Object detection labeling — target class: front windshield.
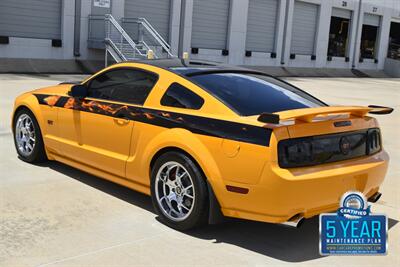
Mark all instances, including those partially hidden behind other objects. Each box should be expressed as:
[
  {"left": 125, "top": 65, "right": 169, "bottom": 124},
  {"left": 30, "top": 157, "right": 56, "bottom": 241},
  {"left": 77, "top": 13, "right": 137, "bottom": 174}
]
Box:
[{"left": 189, "top": 73, "right": 326, "bottom": 116}]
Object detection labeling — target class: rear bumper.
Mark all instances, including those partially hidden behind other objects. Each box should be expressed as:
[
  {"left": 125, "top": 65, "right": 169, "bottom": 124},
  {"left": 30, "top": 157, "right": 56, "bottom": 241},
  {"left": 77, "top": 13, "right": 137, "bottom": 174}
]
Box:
[{"left": 220, "top": 150, "right": 389, "bottom": 223}]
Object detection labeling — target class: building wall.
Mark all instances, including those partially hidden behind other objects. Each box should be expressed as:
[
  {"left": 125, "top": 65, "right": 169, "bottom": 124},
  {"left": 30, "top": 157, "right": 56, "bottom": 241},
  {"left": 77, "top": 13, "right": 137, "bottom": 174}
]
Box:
[
  {"left": 183, "top": 0, "right": 400, "bottom": 71},
  {"left": 0, "top": 0, "right": 72, "bottom": 60},
  {"left": 0, "top": 0, "right": 399, "bottom": 72},
  {"left": 0, "top": 0, "right": 104, "bottom": 61}
]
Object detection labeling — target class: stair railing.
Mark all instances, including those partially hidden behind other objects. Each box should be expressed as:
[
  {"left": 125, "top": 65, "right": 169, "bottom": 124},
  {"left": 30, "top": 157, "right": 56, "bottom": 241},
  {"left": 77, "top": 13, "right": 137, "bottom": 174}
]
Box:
[
  {"left": 104, "top": 14, "right": 147, "bottom": 63},
  {"left": 121, "top": 17, "right": 175, "bottom": 58}
]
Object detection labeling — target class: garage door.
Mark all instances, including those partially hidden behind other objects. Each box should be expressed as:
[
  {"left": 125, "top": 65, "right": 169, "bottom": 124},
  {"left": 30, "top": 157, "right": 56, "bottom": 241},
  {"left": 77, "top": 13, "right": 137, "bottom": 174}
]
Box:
[
  {"left": 191, "top": 0, "right": 230, "bottom": 50},
  {"left": 124, "top": 0, "right": 171, "bottom": 41},
  {"left": 246, "top": 0, "right": 279, "bottom": 52},
  {"left": 291, "top": 1, "right": 319, "bottom": 55},
  {"left": 332, "top": 8, "right": 351, "bottom": 19},
  {"left": 364, "top": 13, "right": 380, "bottom": 27},
  {"left": 0, "top": 0, "right": 62, "bottom": 39}
]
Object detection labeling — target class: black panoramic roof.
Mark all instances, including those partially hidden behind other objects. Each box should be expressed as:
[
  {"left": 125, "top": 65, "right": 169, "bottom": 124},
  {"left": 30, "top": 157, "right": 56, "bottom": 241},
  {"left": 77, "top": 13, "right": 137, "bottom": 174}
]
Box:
[{"left": 124, "top": 58, "right": 266, "bottom": 77}]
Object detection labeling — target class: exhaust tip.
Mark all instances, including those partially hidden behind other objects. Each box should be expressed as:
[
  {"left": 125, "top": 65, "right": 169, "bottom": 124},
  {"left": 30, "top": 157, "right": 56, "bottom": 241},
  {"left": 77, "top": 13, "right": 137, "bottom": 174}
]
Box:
[
  {"left": 281, "top": 214, "right": 304, "bottom": 228},
  {"left": 296, "top": 217, "right": 305, "bottom": 228},
  {"left": 368, "top": 192, "right": 382, "bottom": 203}
]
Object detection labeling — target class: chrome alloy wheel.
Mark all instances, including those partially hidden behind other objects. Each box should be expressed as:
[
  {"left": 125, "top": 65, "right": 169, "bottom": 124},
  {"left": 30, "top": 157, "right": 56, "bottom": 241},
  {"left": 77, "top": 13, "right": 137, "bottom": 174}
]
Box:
[
  {"left": 155, "top": 161, "right": 195, "bottom": 221},
  {"left": 15, "top": 114, "right": 36, "bottom": 157}
]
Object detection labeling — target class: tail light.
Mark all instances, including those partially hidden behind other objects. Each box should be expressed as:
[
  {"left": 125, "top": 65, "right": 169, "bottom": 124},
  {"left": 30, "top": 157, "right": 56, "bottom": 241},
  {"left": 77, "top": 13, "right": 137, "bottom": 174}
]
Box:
[
  {"left": 367, "top": 128, "right": 381, "bottom": 155},
  {"left": 278, "top": 128, "right": 381, "bottom": 168},
  {"left": 281, "top": 141, "right": 313, "bottom": 166}
]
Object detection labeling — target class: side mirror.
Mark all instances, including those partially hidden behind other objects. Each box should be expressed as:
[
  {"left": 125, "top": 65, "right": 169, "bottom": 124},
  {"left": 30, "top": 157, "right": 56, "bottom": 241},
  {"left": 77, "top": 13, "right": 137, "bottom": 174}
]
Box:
[{"left": 69, "top": 84, "right": 88, "bottom": 98}]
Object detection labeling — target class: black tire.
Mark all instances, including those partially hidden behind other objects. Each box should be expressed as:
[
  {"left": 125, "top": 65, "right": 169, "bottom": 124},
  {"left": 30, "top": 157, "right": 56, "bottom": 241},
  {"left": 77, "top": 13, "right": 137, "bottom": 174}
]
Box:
[
  {"left": 13, "top": 108, "right": 47, "bottom": 163},
  {"left": 150, "top": 151, "right": 209, "bottom": 231}
]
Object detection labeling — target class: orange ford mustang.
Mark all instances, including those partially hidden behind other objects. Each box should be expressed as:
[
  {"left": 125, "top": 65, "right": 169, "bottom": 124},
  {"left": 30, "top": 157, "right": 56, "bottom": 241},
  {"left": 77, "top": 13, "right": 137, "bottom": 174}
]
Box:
[{"left": 12, "top": 59, "right": 391, "bottom": 230}]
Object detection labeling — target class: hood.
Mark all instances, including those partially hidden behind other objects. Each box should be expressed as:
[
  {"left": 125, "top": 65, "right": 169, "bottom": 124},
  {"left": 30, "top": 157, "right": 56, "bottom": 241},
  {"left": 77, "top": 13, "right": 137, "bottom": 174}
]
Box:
[{"left": 33, "top": 84, "right": 74, "bottom": 96}]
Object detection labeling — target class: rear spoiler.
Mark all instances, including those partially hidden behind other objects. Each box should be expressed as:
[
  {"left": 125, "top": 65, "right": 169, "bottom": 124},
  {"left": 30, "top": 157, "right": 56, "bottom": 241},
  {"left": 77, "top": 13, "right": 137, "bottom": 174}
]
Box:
[
  {"left": 258, "top": 105, "right": 394, "bottom": 124},
  {"left": 59, "top": 81, "right": 81, "bottom": 85}
]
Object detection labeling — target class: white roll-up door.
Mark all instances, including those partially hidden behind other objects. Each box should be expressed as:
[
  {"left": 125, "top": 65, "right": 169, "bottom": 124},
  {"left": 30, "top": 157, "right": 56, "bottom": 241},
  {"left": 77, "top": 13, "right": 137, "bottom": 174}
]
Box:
[
  {"left": 332, "top": 8, "right": 351, "bottom": 19},
  {"left": 364, "top": 13, "right": 381, "bottom": 27},
  {"left": 291, "top": 1, "right": 319, "bottom": 55},
  {"left": 0, "top": 0, "right": 62, "bottom": 39},
  {"left": 246, "top": 0, "right": 279, "bottom": 52},
  {"left": 124, "top": 0, "right": 171, "bottom": 40},
  {"left": 191, "top": 0, "right": 230, "bottom": 50}
]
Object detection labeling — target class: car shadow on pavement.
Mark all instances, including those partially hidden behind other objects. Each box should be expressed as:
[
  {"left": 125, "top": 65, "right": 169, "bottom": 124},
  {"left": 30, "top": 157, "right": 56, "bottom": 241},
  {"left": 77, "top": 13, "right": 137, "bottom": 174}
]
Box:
[
  {"left": 189, "top": 217, "right": 325, "bottom": 262},
  {"left": 45, "top": 161, "right": 398, "bottom": 263},
  {"left": 187, "top": 217, "right": 397, "bottom": 262},
  {"left": 45, "top": 161, "right": 154, "bottom": 213}
]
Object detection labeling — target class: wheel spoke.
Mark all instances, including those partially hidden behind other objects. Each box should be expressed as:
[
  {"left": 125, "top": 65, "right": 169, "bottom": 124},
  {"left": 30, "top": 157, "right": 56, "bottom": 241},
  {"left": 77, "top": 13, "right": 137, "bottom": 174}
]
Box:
[
  {"left": 159, "top": 172, "right": 167, "bottom": 182},
  {"left": 179, "top": 172, "right": 187, "bottom": 179},
  {"left": 177, "top": 172, "right": 187, "bottom": 187},
  {"left": 177, "top": 202, "right": 183, "bottom": 213},
  {"left": 162, "top": 183, "right": 168, "bottom": 201},
  {"left": 26, "top": 143, "right": 33, "bottom": 151},
  {"left": 23, "top": 143, "right": 28, "bottom": 152},
  {"left": 184, "top": 193, "right": 194, "bottom": 199},
  {"left": 165, "top": 179, "right": 175, "bottom": 188},
  {"left": 184, "top": 184, "right": 193, "bottom": 190},
  {"left": 166, "top": 164, "right": 175, "bottom": 174},
  {"left": 173, "top": 204, "right": 185, "bottom": 217},
  {"left": 179, "top": 203, "right": 190, "bottom": 211}
]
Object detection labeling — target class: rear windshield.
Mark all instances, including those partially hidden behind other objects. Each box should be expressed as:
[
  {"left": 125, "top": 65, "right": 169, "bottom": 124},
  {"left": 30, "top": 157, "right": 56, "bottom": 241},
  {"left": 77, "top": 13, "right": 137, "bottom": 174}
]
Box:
[{"left": 189, "top": 73, "right": 325, "bottom": 116}]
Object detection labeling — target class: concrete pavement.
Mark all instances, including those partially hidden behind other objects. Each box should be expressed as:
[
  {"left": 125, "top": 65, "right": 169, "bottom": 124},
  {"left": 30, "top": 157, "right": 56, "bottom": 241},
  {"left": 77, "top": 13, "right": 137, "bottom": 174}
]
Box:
[{"left": 0, "top": 74, "right": 399, "bottom": 266}]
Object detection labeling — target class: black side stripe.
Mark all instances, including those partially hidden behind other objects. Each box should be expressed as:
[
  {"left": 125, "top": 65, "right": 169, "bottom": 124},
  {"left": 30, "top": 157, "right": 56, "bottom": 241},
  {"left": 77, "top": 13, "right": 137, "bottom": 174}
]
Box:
[{"left": 34, "top": 94, "right": 272, "bottom": 147}]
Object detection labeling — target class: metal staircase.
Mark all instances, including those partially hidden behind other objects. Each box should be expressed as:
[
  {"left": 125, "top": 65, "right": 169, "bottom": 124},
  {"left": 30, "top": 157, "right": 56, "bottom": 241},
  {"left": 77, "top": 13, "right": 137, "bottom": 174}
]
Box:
[{"left": 104, "top": 14, "right": 175, "bottom": 66}]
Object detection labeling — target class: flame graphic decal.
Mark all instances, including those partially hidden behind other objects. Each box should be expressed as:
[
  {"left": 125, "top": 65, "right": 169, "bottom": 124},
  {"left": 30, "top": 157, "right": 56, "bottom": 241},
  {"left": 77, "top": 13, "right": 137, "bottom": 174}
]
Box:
[
  {"left": 43, "top": 95, "right": 61, "bottom": 106},
  {"left": 34, "top": 94, "right": 272, "bottom": 147}
]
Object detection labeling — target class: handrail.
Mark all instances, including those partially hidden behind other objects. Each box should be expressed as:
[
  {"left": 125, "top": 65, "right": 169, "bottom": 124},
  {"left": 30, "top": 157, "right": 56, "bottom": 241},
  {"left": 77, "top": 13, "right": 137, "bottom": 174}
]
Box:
[
  {"left": 140, "top": 22, "right": 174, "bottom": 57},
  {"left": 122, "top": 17, "right": 170, "bottom": 49},
  {"left": 122, "top": 17, "right": 174, "bottom": 57},
  {"left": 105, "top": 14, "right": 139, "bottom": 52},
  {"left": 105, "top": 38, "right": 127, "bottom": 61},
  {"left": 389, "top": 42, "right": 400, "bottom": 48},
  {"left": 105, "top": 14, "right": 150, "bottom": 59},
  {"left": 139, "top": 17, "right": 171, "bottom": 50},
  {"left": 105, "top": 38, "right": 128, "bottom": 61}
]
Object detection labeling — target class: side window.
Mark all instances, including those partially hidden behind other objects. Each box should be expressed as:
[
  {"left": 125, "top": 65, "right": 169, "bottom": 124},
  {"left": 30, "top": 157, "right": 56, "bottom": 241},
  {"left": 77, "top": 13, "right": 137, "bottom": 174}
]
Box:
[
  {"left": 160, "top": 83, "right": 204, "bottom": 110},
  {"left": 86, "top": 68, "right": 158, "bottom": 105}
]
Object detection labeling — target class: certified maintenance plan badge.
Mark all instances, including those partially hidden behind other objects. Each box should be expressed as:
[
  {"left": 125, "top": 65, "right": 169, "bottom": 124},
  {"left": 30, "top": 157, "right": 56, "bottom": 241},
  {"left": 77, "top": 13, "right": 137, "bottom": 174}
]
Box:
[{"left": 320, "top": 191, "right": 387, "bottom": 255}]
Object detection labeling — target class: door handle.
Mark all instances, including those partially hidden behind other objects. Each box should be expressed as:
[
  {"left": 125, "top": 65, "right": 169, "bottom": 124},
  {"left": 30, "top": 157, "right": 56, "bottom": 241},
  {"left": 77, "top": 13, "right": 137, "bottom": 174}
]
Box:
[
  {"left": 114, "top": 118, "right": 130, "bottom": 125},
  {"left": 114, "top": 114, "right": 130, "bottom": 125}
]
